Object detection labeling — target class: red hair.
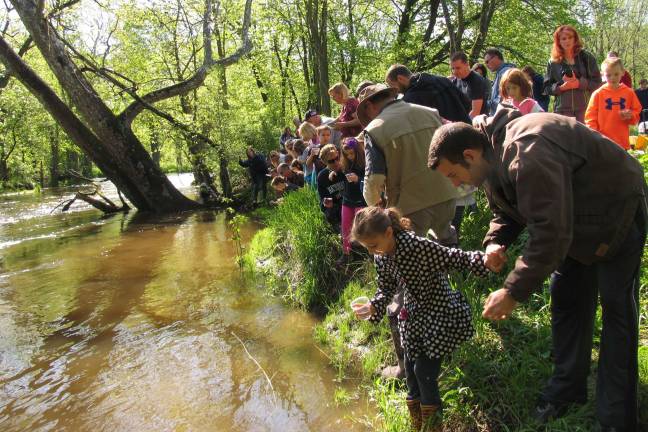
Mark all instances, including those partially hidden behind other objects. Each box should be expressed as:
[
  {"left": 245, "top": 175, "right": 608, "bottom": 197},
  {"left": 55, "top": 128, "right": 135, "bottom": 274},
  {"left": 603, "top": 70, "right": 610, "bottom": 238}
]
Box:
[{"left": 551, "top": 25, "right": 583, "bottom": 63}]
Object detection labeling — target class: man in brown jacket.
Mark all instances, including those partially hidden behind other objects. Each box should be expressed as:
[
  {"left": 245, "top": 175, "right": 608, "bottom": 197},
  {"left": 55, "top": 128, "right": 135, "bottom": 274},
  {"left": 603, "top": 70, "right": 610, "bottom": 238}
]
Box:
[{"left": 428, "top": 109, "right": 646, "bottom": 432}]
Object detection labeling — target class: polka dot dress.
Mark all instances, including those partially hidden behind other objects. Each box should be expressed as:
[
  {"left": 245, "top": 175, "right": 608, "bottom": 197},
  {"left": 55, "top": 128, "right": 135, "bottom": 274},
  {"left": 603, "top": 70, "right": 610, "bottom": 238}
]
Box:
[{"left": 369, "top": 230, "right": 488, "bottom": 360}]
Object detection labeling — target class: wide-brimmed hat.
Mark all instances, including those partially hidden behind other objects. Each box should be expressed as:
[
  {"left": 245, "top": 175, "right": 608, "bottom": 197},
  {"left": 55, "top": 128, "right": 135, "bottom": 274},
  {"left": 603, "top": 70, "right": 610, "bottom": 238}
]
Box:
[{"left": 356, "top": 84, "right": 398, "bottom": 127}]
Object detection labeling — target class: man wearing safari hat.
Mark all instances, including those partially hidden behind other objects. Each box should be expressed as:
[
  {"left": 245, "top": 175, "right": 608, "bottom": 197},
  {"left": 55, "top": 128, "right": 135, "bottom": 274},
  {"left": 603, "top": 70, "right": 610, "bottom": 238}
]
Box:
[{"left": 358, "top": 83, "right": 459, "bottom": 379}]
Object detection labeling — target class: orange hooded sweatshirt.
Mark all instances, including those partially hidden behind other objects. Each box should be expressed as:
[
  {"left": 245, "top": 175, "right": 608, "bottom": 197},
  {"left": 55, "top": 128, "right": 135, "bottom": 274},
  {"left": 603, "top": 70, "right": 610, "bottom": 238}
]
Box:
[{"left": 585, "top": 83, "right": 642, "bottom": 149}]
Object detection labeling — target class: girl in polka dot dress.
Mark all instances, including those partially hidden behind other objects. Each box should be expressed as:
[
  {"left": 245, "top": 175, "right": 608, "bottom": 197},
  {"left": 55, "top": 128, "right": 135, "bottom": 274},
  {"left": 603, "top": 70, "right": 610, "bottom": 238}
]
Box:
[{"left": 351, "top": 206, "right": 489, "bottom": 431}]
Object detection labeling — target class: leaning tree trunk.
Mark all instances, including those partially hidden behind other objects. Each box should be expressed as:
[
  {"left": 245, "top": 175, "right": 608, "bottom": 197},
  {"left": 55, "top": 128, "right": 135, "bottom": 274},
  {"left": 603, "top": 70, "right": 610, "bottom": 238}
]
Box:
[
  {"left": 0, "top": 2, "right": 197, "bottom": 212},
  {"left": 1, "top": 0, "right": 252, "bottom": 213}
]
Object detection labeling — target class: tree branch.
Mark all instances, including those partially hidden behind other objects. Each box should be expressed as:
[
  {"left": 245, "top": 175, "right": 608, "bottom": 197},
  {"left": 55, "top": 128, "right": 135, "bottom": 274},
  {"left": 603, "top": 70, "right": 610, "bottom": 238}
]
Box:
[
  {"left": 0, "top": 0, "right": 81, "bottom": 89},
  {"left": 118, "top": 0, "right": 253, "bottom": 126}
]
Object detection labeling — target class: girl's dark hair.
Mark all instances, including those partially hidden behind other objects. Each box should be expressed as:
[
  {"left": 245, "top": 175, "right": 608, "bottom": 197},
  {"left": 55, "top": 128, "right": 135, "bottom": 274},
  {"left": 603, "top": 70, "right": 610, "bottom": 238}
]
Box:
[
  {"left": 500, "top": 68, "right": 533, "bottom": 99},
  {"left": 290, "top": 159, "right": 303, "bottom": 171},
  {"left": 351, "top": 207, "right": 411, "bottom": 241},
  {"left": 521, "top": 65, "right": 536, "bottom": 76},
  {"left": 341, "top": 137, "right": 365, "bottom": 172},
  {"left": 292, "top": 139, "right": 306, "bottom": 154},
  {"left": 472, "top": 63, "right": 488, "bottom": 77}
]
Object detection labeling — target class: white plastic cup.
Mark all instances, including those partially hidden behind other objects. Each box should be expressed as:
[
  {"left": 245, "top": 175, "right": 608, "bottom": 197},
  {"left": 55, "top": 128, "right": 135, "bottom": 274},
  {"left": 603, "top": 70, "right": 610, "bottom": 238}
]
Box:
[{"left": 350, "top": 296, "right": 370, "bottom": 310}]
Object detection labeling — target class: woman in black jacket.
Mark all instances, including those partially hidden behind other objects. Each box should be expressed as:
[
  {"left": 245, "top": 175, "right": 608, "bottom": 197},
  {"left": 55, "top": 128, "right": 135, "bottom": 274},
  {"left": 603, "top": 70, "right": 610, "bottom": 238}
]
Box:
[
  {"left": 543, "top": 25, "right": 601, "bottom": 122},
  {"left": 239, "top": 147, "right": 269, "bottom": 205}
]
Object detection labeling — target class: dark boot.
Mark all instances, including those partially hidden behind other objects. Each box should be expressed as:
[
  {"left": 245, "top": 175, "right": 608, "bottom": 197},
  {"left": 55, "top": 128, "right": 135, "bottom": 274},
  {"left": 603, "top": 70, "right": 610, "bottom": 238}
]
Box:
[
  {"left": 420, "top": 404, "right": 441, "bottom": 432},
  {"left": 406, "top": 398, "right": 422, "bottom": 431}
]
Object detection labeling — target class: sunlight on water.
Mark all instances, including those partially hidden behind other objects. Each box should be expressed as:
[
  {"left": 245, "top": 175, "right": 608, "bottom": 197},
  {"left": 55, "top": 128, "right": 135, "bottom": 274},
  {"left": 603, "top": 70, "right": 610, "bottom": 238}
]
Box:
[{"left": 0, "top": 178, "right": 375, "bottom": 431}]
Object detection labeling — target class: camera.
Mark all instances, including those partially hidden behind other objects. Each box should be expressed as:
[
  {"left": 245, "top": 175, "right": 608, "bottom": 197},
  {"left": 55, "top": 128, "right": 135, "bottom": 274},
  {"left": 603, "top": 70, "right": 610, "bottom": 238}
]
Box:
[{"left": 562, "top": 64, "right": 574, "bottom": 78}]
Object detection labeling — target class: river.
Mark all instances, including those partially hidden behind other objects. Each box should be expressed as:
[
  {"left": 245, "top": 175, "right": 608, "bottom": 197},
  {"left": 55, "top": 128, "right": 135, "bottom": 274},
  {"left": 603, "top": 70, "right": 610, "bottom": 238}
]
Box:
[{"left": 0, "top": 175, "right": 375, "bottom": 431}]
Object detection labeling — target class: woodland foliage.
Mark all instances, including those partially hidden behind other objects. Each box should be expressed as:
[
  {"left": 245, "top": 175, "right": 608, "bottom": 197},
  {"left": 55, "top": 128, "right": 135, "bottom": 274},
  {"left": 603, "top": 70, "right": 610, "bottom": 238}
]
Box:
[{"left": 0, "top": 0, "right": 646, "bottom": 196}]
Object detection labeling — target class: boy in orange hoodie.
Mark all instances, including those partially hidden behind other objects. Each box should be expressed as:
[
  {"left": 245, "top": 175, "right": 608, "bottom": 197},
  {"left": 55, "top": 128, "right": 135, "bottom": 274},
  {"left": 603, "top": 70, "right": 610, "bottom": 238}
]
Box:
[{"left": 585, "top": 58, "right": 642, "bottom": 149}]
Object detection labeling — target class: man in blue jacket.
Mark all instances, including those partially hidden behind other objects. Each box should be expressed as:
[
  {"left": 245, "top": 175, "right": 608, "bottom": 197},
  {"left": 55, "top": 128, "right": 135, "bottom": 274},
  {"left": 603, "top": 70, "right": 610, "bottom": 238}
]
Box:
[{"left": 484, "top": 48, "right": 515, "bottom": 115}]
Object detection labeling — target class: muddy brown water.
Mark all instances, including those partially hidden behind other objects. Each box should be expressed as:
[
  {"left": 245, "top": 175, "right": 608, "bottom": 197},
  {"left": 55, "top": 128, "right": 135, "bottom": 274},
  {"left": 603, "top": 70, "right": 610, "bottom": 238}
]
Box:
[{"left": 0, "top": 175, "right": 375, "bottom": 431}]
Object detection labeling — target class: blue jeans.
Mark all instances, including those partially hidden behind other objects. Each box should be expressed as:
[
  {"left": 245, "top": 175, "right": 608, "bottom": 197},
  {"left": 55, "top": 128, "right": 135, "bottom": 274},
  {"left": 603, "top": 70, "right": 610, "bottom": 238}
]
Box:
[{"left": 251, "top": 177, "right": 267, "bottom": 203}]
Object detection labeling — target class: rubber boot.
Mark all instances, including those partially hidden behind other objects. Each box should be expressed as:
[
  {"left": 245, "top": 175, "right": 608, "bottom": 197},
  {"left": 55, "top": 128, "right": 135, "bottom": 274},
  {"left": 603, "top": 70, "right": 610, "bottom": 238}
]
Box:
[
  {"left": 406, "top": 398, "right": 422, "bottom": 431},
  {"left": 381, "top": 314, "right": 405, "bottom": 379},
  {"left": 420, "top": 404, "right": 441, "bottom": 432}
]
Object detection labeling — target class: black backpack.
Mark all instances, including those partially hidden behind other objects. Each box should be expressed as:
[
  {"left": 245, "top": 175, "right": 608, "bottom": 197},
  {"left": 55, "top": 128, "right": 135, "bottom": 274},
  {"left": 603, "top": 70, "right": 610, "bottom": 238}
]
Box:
[{"left": 404, "top": 73, "right": 471, "bottom": 123}]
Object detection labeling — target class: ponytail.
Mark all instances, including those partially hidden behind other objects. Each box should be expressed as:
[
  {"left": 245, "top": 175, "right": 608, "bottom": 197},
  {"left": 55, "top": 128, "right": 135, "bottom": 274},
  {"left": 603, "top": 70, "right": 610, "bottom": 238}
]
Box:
[{"left": 351, "top": 206, "right": 412, "bottom": 242}]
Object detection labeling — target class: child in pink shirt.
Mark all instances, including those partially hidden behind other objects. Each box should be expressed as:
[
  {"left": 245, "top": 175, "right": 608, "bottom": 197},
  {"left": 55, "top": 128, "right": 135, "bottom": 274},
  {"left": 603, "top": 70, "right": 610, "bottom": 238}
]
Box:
[{"left": 499, "top": 68, "right": 544, "bottom": 115}]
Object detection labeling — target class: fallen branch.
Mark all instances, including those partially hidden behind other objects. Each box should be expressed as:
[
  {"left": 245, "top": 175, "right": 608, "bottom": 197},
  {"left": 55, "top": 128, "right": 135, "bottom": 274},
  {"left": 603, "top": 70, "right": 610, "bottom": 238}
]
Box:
[{"left": 50, "top": 170, "right": 130, "bottom": 214}]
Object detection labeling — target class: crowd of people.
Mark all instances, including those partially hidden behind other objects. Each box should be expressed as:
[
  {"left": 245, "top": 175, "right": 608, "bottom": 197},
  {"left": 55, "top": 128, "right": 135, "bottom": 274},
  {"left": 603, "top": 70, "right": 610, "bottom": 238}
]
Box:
[{"left": 238, "top": 24, "right": 647, "bottom": 432}]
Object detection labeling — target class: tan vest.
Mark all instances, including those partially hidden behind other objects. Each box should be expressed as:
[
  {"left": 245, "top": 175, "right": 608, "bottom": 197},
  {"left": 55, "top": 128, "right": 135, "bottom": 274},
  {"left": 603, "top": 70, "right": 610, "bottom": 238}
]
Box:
[{"left": 365, "top": 101, "right": 458, "bottom": 215}]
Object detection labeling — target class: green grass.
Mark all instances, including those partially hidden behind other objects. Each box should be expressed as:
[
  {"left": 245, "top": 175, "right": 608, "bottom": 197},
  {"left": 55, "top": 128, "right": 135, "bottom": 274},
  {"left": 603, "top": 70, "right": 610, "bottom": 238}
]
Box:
[
  {"left": 246, "top": 186, "right": 648, "bottom": 431},
  {"left": 245, "top": 187, "right": 344, "bottom": 309}
]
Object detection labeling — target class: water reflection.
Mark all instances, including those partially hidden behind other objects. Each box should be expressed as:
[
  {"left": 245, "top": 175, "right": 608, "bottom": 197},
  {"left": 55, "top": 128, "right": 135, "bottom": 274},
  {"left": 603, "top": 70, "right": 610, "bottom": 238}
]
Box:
[{"left": 0, "top": 183, "right": 375, "bottom": 431}]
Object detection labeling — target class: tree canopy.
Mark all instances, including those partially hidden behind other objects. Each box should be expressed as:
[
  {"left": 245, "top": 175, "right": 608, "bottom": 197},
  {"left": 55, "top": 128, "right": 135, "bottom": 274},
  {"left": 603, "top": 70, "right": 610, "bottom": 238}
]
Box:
[{"left": 0, "top": 0, "right": 646, "bottom": 207}]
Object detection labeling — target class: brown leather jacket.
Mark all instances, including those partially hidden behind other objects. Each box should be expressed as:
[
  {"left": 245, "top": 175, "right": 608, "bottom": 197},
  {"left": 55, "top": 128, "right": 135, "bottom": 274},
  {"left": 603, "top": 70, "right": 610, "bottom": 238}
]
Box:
[{"left": 480, "top": 109, "right": 646, "bottom": 302}]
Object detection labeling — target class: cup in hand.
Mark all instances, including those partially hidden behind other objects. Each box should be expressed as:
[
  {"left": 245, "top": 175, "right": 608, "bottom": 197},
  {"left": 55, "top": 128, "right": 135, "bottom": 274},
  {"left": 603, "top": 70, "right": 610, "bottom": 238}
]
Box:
[{"left": 350, "top": 296, "right": 372, "bottom": 320}]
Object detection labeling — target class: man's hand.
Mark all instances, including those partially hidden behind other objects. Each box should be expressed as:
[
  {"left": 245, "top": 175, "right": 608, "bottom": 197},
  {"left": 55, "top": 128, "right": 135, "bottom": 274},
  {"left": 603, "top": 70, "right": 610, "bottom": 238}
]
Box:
[
  {"left": 484, "top": 243, "right": 507, "bottom": 272},
  {"left": 472, "top": 114, "right": 488, "bottom": 129},
  {"left": 482, "top": 288, "right": 518, "bottom": 321},
  {"left": 345, "top": 173, "right": 359, "bottom": 183}
]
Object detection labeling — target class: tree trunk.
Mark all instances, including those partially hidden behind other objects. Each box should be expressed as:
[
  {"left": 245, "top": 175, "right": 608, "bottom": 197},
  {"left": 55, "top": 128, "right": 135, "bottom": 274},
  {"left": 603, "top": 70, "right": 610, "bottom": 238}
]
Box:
[
  {"left": 468, "top": 0, "right": 498, "bottom": 64},
  {"left": 0, "top": 159, "right": 7, "bottom": 181},
  {"left": 219, "top": 157, "right": 232, "bottom": 198},
  {"left": 414, "top": 0, "right": 441, "bottom": 69},
  {"left": 49, "top": 125, "right": 60, "bottom": 187},
  {"left": 0, "top": 3, "right": 199, "bottom": 212},
  {"left": 0, "top": 141, "right": 8, "bottom": 180},
  {"left": 305, "top": 0, "right": 330, "bottom": 114},
  {"left": 150, "top": 129, "right": 161, "bottom": 167}
]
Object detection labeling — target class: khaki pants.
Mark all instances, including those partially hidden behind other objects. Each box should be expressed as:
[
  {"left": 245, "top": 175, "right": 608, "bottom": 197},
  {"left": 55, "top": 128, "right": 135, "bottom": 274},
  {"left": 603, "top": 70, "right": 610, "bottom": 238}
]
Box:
[{"left": 405, "top": 199, "right": 457, "bottom": 245}]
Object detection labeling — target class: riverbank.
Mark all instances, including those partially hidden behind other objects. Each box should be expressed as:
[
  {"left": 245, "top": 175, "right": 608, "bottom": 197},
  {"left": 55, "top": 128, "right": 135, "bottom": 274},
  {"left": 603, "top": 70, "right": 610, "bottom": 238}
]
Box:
[{"left": 245, "top": 187, "right": 648, "bottom": 431}]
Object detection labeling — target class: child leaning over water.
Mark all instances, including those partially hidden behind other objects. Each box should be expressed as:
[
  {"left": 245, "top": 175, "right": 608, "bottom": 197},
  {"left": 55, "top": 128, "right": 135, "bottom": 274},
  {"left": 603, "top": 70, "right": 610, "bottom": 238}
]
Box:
[{"left": 351, "top": 207, "right": 490, "bottom": 431}]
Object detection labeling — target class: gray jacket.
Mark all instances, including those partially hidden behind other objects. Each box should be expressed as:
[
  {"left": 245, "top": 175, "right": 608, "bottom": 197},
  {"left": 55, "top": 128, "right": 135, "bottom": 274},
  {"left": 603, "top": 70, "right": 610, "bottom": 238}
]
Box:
[{"left": 543, "top": 50, "right": 601, "bottom": 115}]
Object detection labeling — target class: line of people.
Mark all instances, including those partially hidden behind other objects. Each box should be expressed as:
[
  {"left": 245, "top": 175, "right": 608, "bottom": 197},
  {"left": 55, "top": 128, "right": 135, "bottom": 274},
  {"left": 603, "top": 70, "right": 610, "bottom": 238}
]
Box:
[{"left": 239, "top": 25, "right": 647, "bottom": 432}]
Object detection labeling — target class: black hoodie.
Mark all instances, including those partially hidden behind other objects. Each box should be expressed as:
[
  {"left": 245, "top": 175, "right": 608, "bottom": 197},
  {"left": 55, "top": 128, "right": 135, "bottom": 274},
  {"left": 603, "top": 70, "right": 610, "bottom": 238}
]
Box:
[{"left": 402, "top": 72, "right": 471, "bottom": 123}]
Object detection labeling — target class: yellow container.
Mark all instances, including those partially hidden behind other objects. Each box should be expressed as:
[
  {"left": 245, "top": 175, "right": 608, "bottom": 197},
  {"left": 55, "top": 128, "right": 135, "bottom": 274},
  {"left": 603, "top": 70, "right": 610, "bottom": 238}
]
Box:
[{"left": 636, "top": 135, "right": 648, "bottom": 150}]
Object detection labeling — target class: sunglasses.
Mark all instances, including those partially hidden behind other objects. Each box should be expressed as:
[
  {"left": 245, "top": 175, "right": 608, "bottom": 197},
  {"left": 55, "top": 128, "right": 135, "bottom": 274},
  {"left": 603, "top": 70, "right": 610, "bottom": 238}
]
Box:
[{"left": 326, "top": 155, "right": 340, "bottom": 164}]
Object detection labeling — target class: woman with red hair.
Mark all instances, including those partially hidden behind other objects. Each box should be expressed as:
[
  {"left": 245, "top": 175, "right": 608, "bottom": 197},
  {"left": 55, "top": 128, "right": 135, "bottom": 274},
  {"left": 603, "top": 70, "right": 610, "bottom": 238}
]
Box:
[{"left": 543, "top": 25, "right": 601, "bottom": 122}]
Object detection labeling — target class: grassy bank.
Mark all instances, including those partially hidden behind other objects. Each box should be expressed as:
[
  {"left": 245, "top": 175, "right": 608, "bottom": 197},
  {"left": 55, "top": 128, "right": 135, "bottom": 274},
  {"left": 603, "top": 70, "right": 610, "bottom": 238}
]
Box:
[{"left": 245, "top": 187, "right": 648, "bottom": 431}]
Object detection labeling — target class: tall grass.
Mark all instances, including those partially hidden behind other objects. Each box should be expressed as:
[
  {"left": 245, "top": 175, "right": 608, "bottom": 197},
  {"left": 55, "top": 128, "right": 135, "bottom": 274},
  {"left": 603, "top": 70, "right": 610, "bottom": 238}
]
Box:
[{"left": 245, "top": 187, "right": 343, "bottom": 309}]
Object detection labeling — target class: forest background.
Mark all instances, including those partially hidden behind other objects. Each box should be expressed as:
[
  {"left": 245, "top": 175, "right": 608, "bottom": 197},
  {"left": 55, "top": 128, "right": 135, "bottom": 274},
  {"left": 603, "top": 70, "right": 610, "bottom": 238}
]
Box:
[{"left": 0, "top": 0, "right": 647, "bottom": 201}]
